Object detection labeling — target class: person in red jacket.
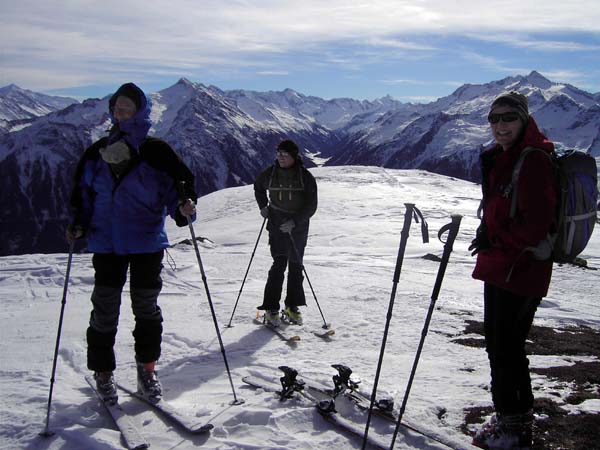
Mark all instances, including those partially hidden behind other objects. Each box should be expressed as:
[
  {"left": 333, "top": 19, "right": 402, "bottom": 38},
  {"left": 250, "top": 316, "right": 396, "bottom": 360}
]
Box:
[{"left": 469, "top": 92, "right": 556, "bottom": 450}]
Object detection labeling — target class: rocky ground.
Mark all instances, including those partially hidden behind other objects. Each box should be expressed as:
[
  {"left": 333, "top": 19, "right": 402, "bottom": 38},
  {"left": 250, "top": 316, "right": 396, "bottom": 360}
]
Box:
[{"left": 454, "top": 320, "right": 600, "bottom": 450}]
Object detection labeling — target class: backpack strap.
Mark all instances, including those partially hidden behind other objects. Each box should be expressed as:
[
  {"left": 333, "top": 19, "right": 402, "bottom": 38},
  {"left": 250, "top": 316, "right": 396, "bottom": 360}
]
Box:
[{"left": 509, "top": 146, "right": 553, "bottom": 218}]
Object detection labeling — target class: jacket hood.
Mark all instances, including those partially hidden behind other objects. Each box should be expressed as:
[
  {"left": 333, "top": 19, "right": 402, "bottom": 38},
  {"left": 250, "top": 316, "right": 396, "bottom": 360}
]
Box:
[
  {"left": 108, "top": 82, "right": 152, "bottom": 151},
  {"left": 520, "top": 116, "right": 554, "bottom": 153}
]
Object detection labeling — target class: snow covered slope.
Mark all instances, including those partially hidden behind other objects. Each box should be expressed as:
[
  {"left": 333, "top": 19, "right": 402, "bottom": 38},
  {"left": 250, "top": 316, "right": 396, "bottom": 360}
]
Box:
[{"left": 1, "top": 166, "right": 598, "bottom": 450}]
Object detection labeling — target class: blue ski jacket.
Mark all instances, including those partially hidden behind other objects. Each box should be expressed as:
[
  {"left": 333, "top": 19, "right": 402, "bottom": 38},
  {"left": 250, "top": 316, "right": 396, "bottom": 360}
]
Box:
[{"left": 70, "top": 84, "right": 196, "bottom": 254}]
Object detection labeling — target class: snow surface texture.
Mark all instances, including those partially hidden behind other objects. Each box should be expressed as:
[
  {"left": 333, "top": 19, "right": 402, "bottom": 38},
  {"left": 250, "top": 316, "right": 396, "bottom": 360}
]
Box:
[{"left": 1, "top": 166, "right": 598, "bottom": 450}]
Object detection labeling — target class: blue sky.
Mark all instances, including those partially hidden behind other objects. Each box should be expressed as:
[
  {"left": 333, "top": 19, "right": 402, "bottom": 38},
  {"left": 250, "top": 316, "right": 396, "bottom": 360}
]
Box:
[{"left": 1, "top": 1, "right": 599, "bottom": 102}]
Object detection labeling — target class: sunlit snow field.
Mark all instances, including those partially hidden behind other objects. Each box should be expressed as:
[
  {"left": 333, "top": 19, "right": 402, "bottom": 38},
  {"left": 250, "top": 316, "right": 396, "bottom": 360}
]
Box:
[{"left": 1, "top": 166, "right": 598, "bottom": 450}]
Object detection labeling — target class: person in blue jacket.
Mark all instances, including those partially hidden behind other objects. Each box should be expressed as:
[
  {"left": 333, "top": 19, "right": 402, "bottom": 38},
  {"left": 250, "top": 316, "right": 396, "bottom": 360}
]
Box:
[{"left": 66, "top": 82, "right": 197, "bottom": 403}]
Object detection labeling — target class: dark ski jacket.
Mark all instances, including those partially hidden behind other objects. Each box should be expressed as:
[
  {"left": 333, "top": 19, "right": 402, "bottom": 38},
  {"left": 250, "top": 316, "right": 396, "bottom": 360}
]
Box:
[
  {"left": 70, "top": 85, "right": 196, "bottom": 254},
  {"left": 254, "top": 159, "right": 318, "bottom": 231},
  {"left": 472, "top": 116, "right": 556, "bottom": 297}
]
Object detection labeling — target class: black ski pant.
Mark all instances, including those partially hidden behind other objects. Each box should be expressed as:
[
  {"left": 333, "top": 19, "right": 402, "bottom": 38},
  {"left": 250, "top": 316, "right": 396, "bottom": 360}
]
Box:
[
  {"left": 483, "top": 283, "right": 541, "bottom": 416},
  {"left": 259, "top": 225, "right": 308, "bottom": 311},
  {"left": 87, "top": 251, "right": 164, "bottom": 372}
]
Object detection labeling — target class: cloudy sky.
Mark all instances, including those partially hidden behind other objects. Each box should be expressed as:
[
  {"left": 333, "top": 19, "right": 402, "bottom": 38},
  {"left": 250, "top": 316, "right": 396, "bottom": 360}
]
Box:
[{"left": 2, "top": 0, "right": 599, "bottom": 102}]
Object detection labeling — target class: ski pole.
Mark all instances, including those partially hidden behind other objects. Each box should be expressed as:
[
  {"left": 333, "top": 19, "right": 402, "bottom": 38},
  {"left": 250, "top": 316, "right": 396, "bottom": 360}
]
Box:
[
  {"left": 40, "top": 242, "right": 75, "bottom": 437},
  {"left": 288, "top": 232, "right": 330, "bottom": 329},
  {"left": 226, "top": 217, "right": 267, "bottom": 328},
  {"left": 361, "top": 203, "right": 428, "bottom": 450},
  {"left": 178, "top": 182, "right": 244, "bottom": 405},
  {"left": 389, "top": 214, "right": 462, "bottom": 450}
]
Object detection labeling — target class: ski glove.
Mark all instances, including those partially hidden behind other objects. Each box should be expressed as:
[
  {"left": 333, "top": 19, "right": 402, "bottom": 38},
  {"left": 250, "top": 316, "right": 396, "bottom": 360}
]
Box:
[
  {"left": 260, "top": 206, "right": 270, "bottom": 219},
  {"left": 66, "top": 223, "right": 84, "bottom": 245},
  {"left": 468, "top": 222, "right": 491, "bottom": 256},
  {"left": 279, "top": 219, "right": 295, "bottom": 234},
  {"left": 179, "top": 198, "right": 196, "bottom": 217}
]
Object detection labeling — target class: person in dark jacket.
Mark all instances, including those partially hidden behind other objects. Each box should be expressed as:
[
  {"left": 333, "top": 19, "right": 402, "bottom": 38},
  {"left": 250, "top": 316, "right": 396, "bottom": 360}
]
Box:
[
  {"left": 66, "top": 82, "right": 197, "bottom": 403},
  {"left": 469, "top": 92, "right": 556, "bottom": 450},
  {"left": 254, "top": 139, "right": 318, "bottom": 326}
]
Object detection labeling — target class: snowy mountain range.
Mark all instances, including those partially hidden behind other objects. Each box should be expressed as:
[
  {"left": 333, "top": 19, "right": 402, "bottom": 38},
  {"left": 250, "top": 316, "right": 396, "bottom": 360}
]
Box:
[
  {"left": 0, "top": 84, "right": 77, "bottom": 134},
  {"left": 1, "top": 71, "right": 598, "bottom": 255}
]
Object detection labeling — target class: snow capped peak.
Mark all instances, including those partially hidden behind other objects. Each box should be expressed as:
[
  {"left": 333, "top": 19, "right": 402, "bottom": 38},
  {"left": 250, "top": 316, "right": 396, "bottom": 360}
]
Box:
[
  {"left": 282, "top": 87, "right": 302, "bottom": 98},
  {"left": 0, "top": 83, "right": 78, "bottom": 124},
  {"left": 522, "top": 70, "right": 553, "bottom": 89},
  {"left": 176, "top": 77, "right": 195, "bottom": 87},
  {"left": 0, "top": 83, "right": 22, "bottom": 94}
]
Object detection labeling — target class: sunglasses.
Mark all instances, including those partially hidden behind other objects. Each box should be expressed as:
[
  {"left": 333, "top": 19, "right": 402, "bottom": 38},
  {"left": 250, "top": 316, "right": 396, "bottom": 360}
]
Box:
[
  {"left": 276, "top": 150, "right": 292, "bottom": 157},
  {"left": 488, "top": 112, "right": 521, "bottom": 124}
]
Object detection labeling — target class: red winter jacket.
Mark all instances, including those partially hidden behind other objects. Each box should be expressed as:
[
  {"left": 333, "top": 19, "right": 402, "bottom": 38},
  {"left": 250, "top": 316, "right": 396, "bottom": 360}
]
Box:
[{"left": 472, "top": 117, "right": 556, "bottom": 297}]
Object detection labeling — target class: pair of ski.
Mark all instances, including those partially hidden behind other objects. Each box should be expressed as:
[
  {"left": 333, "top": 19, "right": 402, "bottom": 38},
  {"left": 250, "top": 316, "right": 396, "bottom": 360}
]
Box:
[
  {"left": 254, "top": 311, "right": 335, "bottom": 343},
  {"left": 85, "top": 376, "right": 213, "bottom": 450},
  {"left": 243, "top": 365, "right": 471, "bottom": 450}
]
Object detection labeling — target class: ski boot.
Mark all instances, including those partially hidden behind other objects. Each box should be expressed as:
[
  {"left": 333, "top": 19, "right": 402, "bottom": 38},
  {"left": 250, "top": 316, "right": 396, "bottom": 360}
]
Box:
[
  {"left": 472, "top": 411, "right": 533, "bottom": 449},
  {"left": 94, "top": 371, "right": 118, "bottom": 403},
  {"left": 136, "top": 360, "right": 162, "bottom": 403},
  {"left": 283, "top": 306, "right": 303, "bottom": 325},
  {"left": 264, "top": 310, "right": 281, "bottom": 327}
]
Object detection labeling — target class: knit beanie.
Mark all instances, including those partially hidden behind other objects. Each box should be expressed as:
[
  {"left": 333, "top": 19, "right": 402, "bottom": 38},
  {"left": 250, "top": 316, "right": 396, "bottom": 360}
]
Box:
[
  {"left": 490, "top": 91, "right": 529, "bottom": 124},
  {"left": 277, "top": 139, "right": 299, "bottom": 158}
]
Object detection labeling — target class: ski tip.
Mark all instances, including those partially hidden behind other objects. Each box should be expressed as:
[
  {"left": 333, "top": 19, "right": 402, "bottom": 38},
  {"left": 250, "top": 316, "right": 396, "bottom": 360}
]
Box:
[
  {"left": 316, "top": 399, "right": 336, "bottom": 415},
  {"left": 190, "top": 423, "right": 214, "bottom": 434},
  {"left": 314, "top": 329, "right": 335, "bottom": 338}
]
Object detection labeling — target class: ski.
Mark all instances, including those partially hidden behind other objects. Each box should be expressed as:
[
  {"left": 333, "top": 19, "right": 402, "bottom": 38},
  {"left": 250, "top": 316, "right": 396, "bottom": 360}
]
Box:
[
  {"left": 253, "top": 316, "right": 301, "bottom": 343},
  {"left": 242, "top": 368, "right": 388, "bottom": 450},
  {"left": 316, "top": 400, "right": 388, "bottom": 450},
  {"left": 307, "top": 364, "right": 474, "bottom": 450},
  {"left": 340, "top": 386, "right": 472, "bottom": 449},
  {"left": 280, "top": 310, "right": 335, "bottom": 339},
  {"left": 313, "top": 327, "right": 335, "bottom": 338},
  {"left": 117, "top": 383, "right": 214, "bottom": 434},
  {"left": 245, "top": 365, "right": 472, "bottom": 450},
  {"left": 85, "top": 376, "right": 149, "bottom": 450}
]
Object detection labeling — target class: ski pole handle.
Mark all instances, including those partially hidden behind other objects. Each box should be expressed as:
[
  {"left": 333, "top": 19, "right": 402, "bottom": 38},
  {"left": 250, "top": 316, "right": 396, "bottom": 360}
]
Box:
[{"left": 437, "top": 214, "right": 462, "bottom": 247}]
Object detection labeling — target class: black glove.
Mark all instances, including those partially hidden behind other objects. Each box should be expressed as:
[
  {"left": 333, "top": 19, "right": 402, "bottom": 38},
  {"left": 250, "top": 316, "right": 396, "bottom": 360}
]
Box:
[
  {"left": 468, "top": 222, "right": 491, "bottom": 256},
  {"left": 260, "top": 206, "right": 269, "bottom": 219},
  {"left": 66, "top": 223, "right": 84, "bottom": 244}
]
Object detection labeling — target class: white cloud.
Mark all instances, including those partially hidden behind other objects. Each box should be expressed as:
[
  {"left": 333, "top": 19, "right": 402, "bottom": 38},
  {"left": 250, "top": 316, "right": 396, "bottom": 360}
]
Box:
[
  {"left": 458, "top": 51, "right": 534, "bottom": 75},
  {"left": 365, "top": 37, "right": 437, "bottom": 52},
  {"left": 473, "top": 34, "right": 600, "bottom": 52},
  {"left": 256, "top": 71, "right": 290, "bottom": 76},
  {"left": 1, "top": 0, "right": 599, "bottom": 91}
]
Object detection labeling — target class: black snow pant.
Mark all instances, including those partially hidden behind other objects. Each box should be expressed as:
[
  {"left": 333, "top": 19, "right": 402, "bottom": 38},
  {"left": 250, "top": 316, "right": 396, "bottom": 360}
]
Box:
[
  {"left": 259, "top": 223, "right": 308, "bottom": 311},
  {"left": 483, "top": 283, "right": 541, "bottom": 415},
  {"left": 87, "top": 251, "right": 164, "bottom": 372}
]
